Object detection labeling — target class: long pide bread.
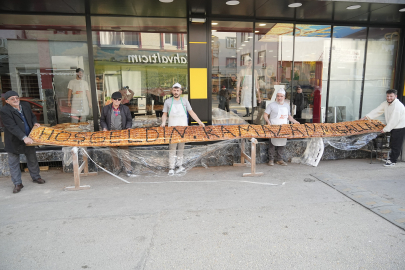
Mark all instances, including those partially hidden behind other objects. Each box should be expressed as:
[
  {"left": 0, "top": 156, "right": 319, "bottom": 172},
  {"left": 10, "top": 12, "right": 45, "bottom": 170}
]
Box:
[{"left": 29, "top": 120, "right": 385, "bottom": 147}]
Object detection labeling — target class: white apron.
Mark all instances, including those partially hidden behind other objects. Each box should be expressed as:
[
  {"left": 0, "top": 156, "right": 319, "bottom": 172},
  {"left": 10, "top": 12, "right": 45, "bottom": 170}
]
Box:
[
  {"left": 270, "top": 105, "right": 288, "bottom": 146},
  {"left": 168, "top": 98, "right": 188, "bottom": 127},
  {"left": 241, "top": 75, "right": 257, "bottom": 108}
]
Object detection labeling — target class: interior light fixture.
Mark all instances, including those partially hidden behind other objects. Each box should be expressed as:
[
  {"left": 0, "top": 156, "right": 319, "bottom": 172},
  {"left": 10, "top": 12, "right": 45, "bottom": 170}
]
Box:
[
  {"left": 212, "top": 22, "right": 218, "bottom": 25},
  {"left": 399, "top": 8, "right": 405, "bottom": 12},
  {"left": 241, "top": 44, "right": 246, "bottom": 46},
  {"left": 226, "top": 1, "right": 240, "bottom": 6},
  {"left": 346, "top": 5, "right": 361, "bottom": 10},
  {"left": 288, "top": 3, "right": 302, "bottom": 8},
  {"left": 212, "top": 30, "right": 217, "bottom": 32},
  {"left": 255, "top": 30, "right": 259, "bottom": 33},
  {"left": 159, "top": 0, "right": 173, "bottom": 3},
  {"left": 259, "top": 23, "right": 266, "bottom": 26},
  {"left": 248, "top": 36, "right": 253, "bottom": 39},
  {"left": 191, "top": 18, "right": 206, "bottom": 23}
]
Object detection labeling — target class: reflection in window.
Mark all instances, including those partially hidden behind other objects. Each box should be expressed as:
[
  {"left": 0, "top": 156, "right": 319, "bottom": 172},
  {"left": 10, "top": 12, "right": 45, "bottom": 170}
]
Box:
[
  {"left": 99, "top": 32, "right": 140, "bottom": 46},
  {"left": 328, "top": 26, "right": 367, "bottom": 122},
  {"left": 362, "top": 28, "right": 400, "bottom": 123},
  {"left": 226, "top": 37, "right": 236, "bottom": 48},
  {"left": 294, "top": 24, "right": 331, "bottom": 123}
]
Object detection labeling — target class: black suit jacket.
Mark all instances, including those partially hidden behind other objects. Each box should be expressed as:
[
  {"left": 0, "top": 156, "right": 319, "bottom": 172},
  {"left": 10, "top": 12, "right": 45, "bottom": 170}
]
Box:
[
  {"left": 100, "top": 104, "right": 132, "bottom": 130},
  {"left": 0, "top": 101, "right": 37, "bottom": 154}
]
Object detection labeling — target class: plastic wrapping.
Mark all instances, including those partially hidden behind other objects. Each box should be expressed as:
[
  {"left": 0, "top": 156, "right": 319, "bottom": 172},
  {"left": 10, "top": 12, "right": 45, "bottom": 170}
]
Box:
[
  {"left": 212, "top": 108, "right": 248, "bottom": 125},
  {"left": 323, "top": 133, "right": 378, "bottom": 151},
  {"left": 62, "top": 139, "right": 238, "bottom": 178}
]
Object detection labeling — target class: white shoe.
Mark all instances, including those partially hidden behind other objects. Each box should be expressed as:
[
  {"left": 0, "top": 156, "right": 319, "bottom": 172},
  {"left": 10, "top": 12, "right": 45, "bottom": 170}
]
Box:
[
  {"left": 168, "top": 169, "right": 175, "bottom": 176},
  {"left": 383, "top": 160, "right": 396, "bottom": 167},
  {"left": 176, "top": 166, "right": 186, "bottom": 173}
]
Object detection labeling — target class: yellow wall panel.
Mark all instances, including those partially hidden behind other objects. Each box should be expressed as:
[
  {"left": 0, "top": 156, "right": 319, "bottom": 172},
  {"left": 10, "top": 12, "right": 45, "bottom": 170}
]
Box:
[{"left": 190, "top": 68, "right": 207, "bottom": 99}]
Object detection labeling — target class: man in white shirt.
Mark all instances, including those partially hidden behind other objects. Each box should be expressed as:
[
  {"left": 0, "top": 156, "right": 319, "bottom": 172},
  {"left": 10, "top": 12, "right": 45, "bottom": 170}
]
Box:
[
  {"left": 361, "top": 89, "right": 405, "bottom": 167},
  {"left": 161, "top": 83, "right": 205, "bottom": 176},
  {"left": 263, "top": 88, "right": 300, "bottom": 166},
  {"left": 67, "top": 68, "right": 92, "bottom": 123}
]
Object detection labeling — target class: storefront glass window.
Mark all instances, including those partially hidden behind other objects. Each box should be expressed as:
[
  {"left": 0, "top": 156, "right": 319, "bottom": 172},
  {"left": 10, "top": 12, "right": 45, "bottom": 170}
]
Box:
[
  {"left": 253, "top": 23, "right": 294, "bottom": 124},
  {"left": 294, "top": 24, "right": 331, "bottom": 123},
  {"left": 0, "top": 14, "right": 90, "bottom": 149},
  {"left": 91, "top": 17, "right": 187, "bottom": 122},
  {"left": 328, "top": 26, "right": 367, "bottom": 122},
  {"left": 362, "top": 28, "right": 400, "bottom": 123},
  {"left": 211, "top": 21, "right": 255, "bottom": 121}
]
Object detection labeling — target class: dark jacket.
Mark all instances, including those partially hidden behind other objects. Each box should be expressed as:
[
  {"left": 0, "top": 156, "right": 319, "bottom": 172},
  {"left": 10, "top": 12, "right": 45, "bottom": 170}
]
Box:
[
  {"left": 100, "top": 103, "right": 132, "bottom": 130},
  {"left": 293, "top": 92, "right": 305, "bottom": 111},
  {"left": 0, "top": 101, "right": 37, "bottom": 154}
]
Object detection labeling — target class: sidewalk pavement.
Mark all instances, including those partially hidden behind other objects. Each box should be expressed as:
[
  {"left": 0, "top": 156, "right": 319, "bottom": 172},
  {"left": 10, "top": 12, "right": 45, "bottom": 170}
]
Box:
[{"left": 1, "top": 159, "right": 404, "bottom": 270}]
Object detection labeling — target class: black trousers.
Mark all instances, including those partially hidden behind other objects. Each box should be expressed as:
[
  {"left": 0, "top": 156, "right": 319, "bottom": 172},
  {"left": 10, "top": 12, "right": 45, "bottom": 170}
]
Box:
[{"left": 389, "top": 127, "right": 405, "bottom": 163}]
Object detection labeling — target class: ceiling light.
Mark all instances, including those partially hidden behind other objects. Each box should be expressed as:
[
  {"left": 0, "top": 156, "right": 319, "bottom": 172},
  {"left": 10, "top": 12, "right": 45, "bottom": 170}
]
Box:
[
  {"left": 212, "top": 22, "right": 218, "bottom": 25},
  {"left": 255, "top": 30, "right": 259, "bottom": 33},
  {"left": 241, "top": 44, "right": 246, "bottom": 46},
  {"left": 259, "top": 24, "right": 266, "bottom": 26},
  {"left": 346, "top": 5, "right": 361, "bottom": 10},
  {"left": 191, "top": 18, "right": 206, "bottom": 23},
  {"left": 269, "top": 50, "right": 273, "bottom": 52},
  {"left": 399, "top": 8, "right": 405, "bottom": 12},
  {"left": 244, "top": 40, "right": 248, "bottom": 42},
  {"left": 226, "top": 1, "right": 240, "bottom": 5},
  {"left": 288, "top": 3, "right": 302, "bottom": 8},
  {"left": 212, "top": 30, "right": 217, "bottom": 32},
  {"left": 159, "top": 0, "right": 173, "bottom": 3},
  {"left": 248, "top": 36, "right": 253, "bottom": 39}
]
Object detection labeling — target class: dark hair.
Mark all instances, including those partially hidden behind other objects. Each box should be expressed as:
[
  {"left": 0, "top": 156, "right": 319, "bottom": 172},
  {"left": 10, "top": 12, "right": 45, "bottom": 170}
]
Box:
[
  {"left": 296, "top": 85, "right": 301, "bottom": 89},
  {"left": 386, "top": 89, "right": 397, "bottom": 95},
  {"left": 76, "top": 68, "right": 84, "bottom": 73}
]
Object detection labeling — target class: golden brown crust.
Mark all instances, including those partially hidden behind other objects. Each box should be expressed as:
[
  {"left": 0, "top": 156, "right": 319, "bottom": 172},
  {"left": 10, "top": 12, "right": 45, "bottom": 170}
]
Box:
[{"left": 29, "top": 120, "right": 385, "bottom": 147}]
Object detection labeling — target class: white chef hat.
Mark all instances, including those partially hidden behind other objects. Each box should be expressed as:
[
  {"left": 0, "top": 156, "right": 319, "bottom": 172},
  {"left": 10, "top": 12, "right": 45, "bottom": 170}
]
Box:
[
  {"left": 277, "top": 88, "right": 286, "bottom": 96},
  {"left": 172, "top": 82, "right": 182, "bottom": 88}
]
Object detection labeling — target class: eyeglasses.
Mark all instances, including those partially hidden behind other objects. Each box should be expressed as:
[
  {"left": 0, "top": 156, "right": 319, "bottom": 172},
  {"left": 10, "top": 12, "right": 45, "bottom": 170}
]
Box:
[
  {"left": 7, "top": 97, "right": 19, "bottom": 101},
  {"left": 113, "top": 98, "right": 122, "bottom": 101}
]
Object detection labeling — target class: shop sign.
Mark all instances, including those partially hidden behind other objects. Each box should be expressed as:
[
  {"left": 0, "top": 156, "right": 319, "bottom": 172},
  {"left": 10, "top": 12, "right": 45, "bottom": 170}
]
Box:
[{"left": 128, "top": 53, "right": 187, "bottom": 64}]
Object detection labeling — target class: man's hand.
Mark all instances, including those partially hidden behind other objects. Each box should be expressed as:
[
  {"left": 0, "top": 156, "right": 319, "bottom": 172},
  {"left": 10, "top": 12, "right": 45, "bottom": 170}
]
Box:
[
  {"left": 258, "top": 97, "right": 261, "bottom": 103},
  {"left": 381, "top": 129, "right": 385, "bottom": 133},
  {"left": 236, "top": 97, "right": 240, "bottom": 104},
  {"left": 360, "top": 116, "right": 368, "bottom": 120},
  {"left": 160, "top": 123, "right": 166, "bottom": 128},
  {"left": 34, "top": 123, "right": 40, "bottom": 127},
  {"left": 103, "top": 128, "right": 108, "bottom": 131},
  {"left": 89, "top": 103, "right": 92, "bottom": 109},
  {"left": 199, "top": 122, "right": 205, "bottom": 127},
  {"left": 293, "top": 121, "right": 300, "bottom": 124},
  {"left": 67, "top": 101, "right": 71, "bottom": 107},
  {"left": 24, "top": 137, "right": 34, "bottom": 145}
]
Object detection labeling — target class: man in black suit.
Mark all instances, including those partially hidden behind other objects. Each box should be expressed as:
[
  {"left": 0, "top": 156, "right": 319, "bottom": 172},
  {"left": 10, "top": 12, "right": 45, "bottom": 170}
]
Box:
[
  {"left": 100, "top": 91, "right": 134, "bottom": 177},
  {"left": 0, "top": 91, "right": 45, "bottom": 193}
]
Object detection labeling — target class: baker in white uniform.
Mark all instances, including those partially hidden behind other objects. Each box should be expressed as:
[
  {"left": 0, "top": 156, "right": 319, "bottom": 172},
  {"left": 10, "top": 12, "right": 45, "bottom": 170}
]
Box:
[
  {"left": 161, "top": 83, "right": 205, "bottom": 176},
  {"left": 263, "top": 88, "right": 300, "bottom": 166},
  {"left": 67, "top": 68, "right": 92, "bottom": 123}
]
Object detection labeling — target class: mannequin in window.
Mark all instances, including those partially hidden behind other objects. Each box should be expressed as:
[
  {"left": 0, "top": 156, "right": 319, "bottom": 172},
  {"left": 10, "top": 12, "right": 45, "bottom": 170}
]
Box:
[{"left": 236, "top": 56, "right": 261, "bottom": 117}]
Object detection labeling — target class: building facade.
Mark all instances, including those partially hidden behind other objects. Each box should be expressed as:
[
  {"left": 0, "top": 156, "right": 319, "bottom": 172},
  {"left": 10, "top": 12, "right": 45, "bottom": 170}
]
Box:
[{"left": 0, "top": 0, "right": 404, "bottom": 151}]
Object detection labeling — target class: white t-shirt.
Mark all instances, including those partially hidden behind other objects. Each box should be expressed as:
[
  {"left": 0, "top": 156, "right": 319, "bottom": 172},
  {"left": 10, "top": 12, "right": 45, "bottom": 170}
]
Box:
[
  {"left": 68, "top": 79, "right": 89, "bottom": 94},
  {"left": 265, "top": 101, "right": 291, "bottom": 119}
]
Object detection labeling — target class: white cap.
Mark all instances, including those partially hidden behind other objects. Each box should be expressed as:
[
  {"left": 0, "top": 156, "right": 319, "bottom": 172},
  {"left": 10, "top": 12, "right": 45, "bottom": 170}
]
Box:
[
  {"left": 277, "top": 88, "right": 286, "bottom": 96},
  {"left": 172, "top": 83, "right": 182, "bottom": 88}
]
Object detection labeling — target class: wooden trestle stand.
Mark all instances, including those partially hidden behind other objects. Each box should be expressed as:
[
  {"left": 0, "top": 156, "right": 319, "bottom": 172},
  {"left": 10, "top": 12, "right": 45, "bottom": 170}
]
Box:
[
  {"left": 233, "top": 138, "right": 264, "bottom": 177},
  {"left": 64, "top": 147, "right": 97, "bottom": 191}
]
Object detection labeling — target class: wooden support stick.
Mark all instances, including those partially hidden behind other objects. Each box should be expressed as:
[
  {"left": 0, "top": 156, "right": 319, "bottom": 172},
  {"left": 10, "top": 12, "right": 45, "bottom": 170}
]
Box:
[{"left": 64, "top": 147, "right": 91, "bottom": 191}]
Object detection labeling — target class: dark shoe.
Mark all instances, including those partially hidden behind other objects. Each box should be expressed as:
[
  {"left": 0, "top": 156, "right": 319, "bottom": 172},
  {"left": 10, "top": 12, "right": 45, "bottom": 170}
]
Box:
[
  {"left": 13, "top": 184, "right": 24, "bottom": 193},
  {"left": 113, "top": 167, "right": 122, "bottom": 176},
  {"left": 33, "top": 178, "right": 45, "bottom": 184},
  {"left": 243, "top": 114, "right": 249, "bottom": 117}
]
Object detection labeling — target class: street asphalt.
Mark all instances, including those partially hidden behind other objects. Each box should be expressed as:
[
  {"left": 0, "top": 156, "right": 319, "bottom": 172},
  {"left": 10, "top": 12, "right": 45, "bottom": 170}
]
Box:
[{"left": 0, "top": 159, "right": 404, "bottom": 270}]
